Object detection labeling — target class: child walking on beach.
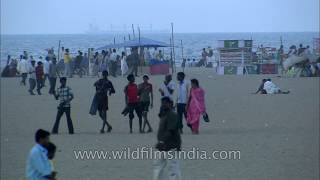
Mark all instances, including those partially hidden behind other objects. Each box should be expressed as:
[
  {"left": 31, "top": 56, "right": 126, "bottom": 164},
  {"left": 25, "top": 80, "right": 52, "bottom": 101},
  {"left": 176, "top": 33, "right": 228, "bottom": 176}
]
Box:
[
  {"left": 91, "top": 70, "right": 115, "bottom": 133},
  {"left": 138, "top": 75, "right": 153, "bottom": 133},
  {"left": 124, "top": 74, "right": 143, "bottom": 133},
  {"left": 52, "top": 77, "right": 74, "bottom": 134}
]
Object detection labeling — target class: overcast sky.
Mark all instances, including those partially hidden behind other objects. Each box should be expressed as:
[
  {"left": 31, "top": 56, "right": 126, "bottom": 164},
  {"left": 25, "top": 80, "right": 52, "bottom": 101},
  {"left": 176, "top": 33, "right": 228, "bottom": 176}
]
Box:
[{"left": 1, "top": 0, "right": 319, "bottom": 34}]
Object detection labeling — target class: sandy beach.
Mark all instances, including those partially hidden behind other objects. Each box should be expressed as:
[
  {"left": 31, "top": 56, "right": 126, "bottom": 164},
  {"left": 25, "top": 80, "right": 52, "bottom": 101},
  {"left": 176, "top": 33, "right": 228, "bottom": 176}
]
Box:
[{"left": 1, "top": 68, "right": 319, "bottom": 180}]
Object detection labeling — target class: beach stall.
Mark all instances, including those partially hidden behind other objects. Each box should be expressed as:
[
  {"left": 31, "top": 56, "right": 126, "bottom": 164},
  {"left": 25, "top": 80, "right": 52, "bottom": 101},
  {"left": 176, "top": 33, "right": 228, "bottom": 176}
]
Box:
[
  {"left": 123, "top": 37, "right": 171, "bottom": 75},
  {"left": 217, "top": 40, "right": 254, "bottom": 75},
  {"left": 255, "top": 47, "right": 279, "bottom": 74},
  {"left": 97, "top": 37, "right": 171, "bottom": 75}
]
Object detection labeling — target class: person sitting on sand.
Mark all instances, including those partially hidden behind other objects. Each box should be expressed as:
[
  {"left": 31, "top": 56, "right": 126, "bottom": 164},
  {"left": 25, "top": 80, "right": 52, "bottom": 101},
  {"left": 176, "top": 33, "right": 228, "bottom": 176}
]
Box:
[
  {"left": 52, "top": 77, "right": 74, "bottom": 134},
  {"left": 263, "top": 79, "right": 290, "bottom": 94},
  {"left": 255, "top": 79, "right": 267, "bottom": 94},
  {"left": 92, "top": 70, "right": 115, "bottom": 133},
  {"left": 124, "top": 74, "right": 143, "bottom": 133}
]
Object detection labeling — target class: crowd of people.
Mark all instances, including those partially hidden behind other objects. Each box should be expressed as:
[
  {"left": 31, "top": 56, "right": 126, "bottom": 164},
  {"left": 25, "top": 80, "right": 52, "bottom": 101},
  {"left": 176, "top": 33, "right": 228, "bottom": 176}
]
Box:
[{"left": 25, "top": 70, "right": 208, "bottom": 180}]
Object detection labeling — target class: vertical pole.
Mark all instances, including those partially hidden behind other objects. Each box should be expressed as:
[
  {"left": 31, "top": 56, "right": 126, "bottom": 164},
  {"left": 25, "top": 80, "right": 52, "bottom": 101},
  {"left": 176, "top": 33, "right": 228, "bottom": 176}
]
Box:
[
  {"left": 57, "top": 40, "right": 61, "bottom": 77},
  {"left": 181, "top": 40, "right": 184, "bottom": 72},
  {"left": 57, "top": 40, "right": 61, "bottom": 62},
  {"left": 280, "top": 36, "right": 283, "bottom": 46},
  {"left": 138, "top": 26, "right": 142, "bottom": 74},
  {"left": 132, "top": 24, "right": 135, "bottom": 38},
  {"left": 170, "top": 38, "right": 173, "bottom": 74},
  {"left": 171, "top": 23, "right": 176, "bottom": 73}
]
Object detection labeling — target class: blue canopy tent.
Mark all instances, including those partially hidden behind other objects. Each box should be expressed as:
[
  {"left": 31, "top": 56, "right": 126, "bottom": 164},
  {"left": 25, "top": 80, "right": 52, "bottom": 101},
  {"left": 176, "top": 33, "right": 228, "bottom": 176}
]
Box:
[
  {"left": 96, "top": 43, "right": 125, "bottom": 50},
  {"left": 97, "top": 37, "right": 170, "bottom": 50},
  {"left": 123, "top": 37, "right": 170, "bottom": 48},
  {"left": 96, "top": 37, "right": 172, "bottom": 75}
]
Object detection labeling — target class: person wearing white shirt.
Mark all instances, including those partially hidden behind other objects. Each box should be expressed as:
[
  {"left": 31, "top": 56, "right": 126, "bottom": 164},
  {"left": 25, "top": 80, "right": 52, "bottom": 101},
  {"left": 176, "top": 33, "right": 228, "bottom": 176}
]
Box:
[
  {"left": 26, "top": 129, "right": 53, "bottom": 180},
  {"left": 152, "top": 47, "right": 158, "bottom": 59},
  {"left": 144, "top": 48, "right": 152, "bottom": 64},
  {"left": 109, "top": 49, "right": 118, "bottom": 77},
  {"left": 263, "top": 79, "right": 290, "bottom": 94},
  {"left": 17, "top": 56, "right": 29, "bottom": 85},
  {"left": 28, "top": 60, "right": 37, "bottom": 95},
  {"left": 176, "top": 72, "right": 190, "bottom": 133},
  {"left": 159, "top": 74, "right": 175, "bottom": 100},
  {"left": 42, "top": 57, "right": 50, "bottom": 87}
]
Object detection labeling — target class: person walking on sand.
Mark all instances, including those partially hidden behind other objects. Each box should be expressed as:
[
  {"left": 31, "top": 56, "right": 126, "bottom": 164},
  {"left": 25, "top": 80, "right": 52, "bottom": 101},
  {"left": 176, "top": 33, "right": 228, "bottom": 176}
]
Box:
[
  {"left": 35, "top": 61, "right": 44, "bottom": 95},
  {"left": 138, "top": 75, "right": 153, "bottom": 133},
  {"left": 124, "top": 74, "right": 143, "bottom": 133},
  {"left": 90, "top": 70, "right": 115, "bottom": 133},
  {"left": 49, "top": 58, "right": 58, "bottom": 95},
  {"left": 26, "top": 129, "right": 54, "bottom": 180},
  {"left": 153, "top": 97, "right": 182, "bottom": 180},
  {"left": 52, "top": 77, "right": 74, "bottom": 134},
  {"left": 17, "top": 56, "right": 29, "bottom": 86},
  {"left": 186, "top": 79, "right": 207, "bottom": 134},
  {"left": 28, "top": 60, "right": 37, "bottom": 95},
  {"left": 43, "top": 56, "right": 50, "bottom": 87},
  {"left": 176, "top": 72, "right": 190, "bottom": 134}
]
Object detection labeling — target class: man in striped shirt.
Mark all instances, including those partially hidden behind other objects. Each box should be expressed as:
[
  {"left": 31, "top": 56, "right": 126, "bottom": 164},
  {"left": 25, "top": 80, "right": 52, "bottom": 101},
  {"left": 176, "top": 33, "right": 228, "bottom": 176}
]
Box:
[{"left": 52, "top": 77, "right": 74, "bottom": 134}]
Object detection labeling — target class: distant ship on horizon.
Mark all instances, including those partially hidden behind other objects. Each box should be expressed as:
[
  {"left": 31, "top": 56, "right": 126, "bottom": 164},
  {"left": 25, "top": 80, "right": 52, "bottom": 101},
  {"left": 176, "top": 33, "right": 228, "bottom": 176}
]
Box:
[{"left": 85, "top": 23, "right": 170, "bottom": 34}]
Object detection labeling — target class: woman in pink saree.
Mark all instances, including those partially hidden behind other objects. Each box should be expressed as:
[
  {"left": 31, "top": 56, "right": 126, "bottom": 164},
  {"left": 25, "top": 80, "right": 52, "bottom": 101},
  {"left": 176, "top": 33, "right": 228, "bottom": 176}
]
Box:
[{"left": 186, "top": 79, "right": 206, "bottom": 134}]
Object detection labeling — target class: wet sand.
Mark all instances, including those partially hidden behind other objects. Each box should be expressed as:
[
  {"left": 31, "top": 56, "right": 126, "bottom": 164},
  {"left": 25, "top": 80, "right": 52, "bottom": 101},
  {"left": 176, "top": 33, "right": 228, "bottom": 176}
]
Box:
[{"left": 1, "top": 68, "right": 319, "bottom": 180}]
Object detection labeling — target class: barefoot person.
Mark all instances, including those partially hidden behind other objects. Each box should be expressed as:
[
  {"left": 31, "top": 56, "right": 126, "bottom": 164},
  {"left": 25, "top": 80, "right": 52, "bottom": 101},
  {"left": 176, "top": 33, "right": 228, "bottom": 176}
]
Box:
[
  {"left": 52, "top": 77, "right": 74, "bottom": 134},
  {"left": 124, "top": 74, "right": 143, "bottom": 133},
  {"left": 186, "top": 79, "right": 207, "bottom": 134},
  {"left": 153, "top": 97, "right": 181, "bottom": 180},
  {"left": 26, "top": 129, "right": 54, "bottom": 180},
  {"left": 91, "top": 70, "right": 115, "bottom": 133},
  {"left": 138, "top": 75, "right": 153, "bottom": 133}
]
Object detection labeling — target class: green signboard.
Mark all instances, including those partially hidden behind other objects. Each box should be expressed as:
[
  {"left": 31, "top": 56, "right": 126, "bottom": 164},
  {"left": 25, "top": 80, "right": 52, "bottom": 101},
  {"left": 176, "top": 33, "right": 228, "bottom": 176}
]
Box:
[
  {"left": 224, "top": 66, "right": 237, "bottom": 74},
  {"left": 245, "top": 65, "right": 258, "bottom": 74},
  {"left": 244, "top": 40, "right": 253, "bottom": 48},
  {"left": 224, "top": 40, "right": 239, "bottom": 48}
]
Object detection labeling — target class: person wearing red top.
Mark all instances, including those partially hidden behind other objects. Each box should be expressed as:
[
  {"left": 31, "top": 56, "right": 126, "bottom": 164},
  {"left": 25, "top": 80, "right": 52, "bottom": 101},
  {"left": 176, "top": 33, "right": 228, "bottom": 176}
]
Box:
[
  {"left": 35, "top": 61, "right": 44, "bottom": 95},
  {"left": 124, "top": 74, "right": 142, "bottom": 133}
]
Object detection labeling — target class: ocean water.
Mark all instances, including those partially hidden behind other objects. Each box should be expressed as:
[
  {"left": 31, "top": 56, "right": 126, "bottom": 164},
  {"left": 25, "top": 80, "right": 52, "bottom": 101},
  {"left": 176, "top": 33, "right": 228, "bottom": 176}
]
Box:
[{"left": 1, "top": 32, "right": 318, "bottom": 67}]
